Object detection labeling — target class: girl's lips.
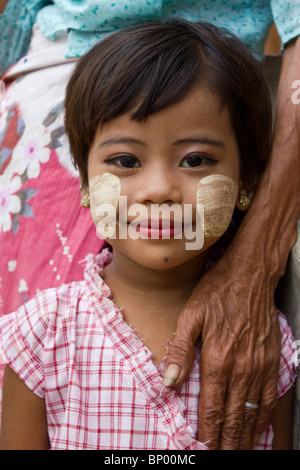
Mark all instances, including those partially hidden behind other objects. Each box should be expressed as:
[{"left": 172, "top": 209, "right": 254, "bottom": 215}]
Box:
[{"left": 135, "top": 220, "right": 183, "bottom": 239}]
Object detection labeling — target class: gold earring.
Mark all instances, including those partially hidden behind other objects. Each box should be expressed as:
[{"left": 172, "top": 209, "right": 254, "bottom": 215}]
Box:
[
  {"left": 236, "top": 189, "right": 250, "bottom": 211},
  {"left": 80, "top": 193, "right": 90, "bottom": 208}
]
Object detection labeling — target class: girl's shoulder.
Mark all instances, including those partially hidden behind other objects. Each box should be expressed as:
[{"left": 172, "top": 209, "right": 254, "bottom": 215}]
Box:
[
  {"left": 0, "top": 281, "right": 90, "bottom": 364},
  {"left": 5, "top": 248, "right": 112, "bottom": 320},
  {"left": 0, "top": 251, "right": 113, "bottom": 398},
  {"left": 0, "top": 277, "right": 94, "bottom": 335},
  {"left": 0, "top": 250, "right": 113, "bottom": 337}
]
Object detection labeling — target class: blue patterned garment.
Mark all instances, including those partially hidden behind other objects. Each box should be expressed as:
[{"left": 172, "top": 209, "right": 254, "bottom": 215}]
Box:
[{"left": 1, "top": 0, "right": 300, "bottom": 74}]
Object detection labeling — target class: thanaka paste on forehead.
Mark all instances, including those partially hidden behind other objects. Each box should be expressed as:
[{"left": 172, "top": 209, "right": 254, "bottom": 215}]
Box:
[
  {"left": 89, "top": 173, "right": 121, "bottom": 238},
  {"left": 196, "top": 174, "right": 238, "bottom": 238}
]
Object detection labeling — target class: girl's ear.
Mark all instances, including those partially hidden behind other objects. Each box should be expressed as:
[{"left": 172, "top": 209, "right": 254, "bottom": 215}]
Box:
[
  {"left": 80, "top": 180, "right": 90, "bottom": 208},
  {"left": 236, "top": 188, "right": 251, "bottom": 211},
  {"left": 236, "top": 180, "right": 254, "bottom": 211}
]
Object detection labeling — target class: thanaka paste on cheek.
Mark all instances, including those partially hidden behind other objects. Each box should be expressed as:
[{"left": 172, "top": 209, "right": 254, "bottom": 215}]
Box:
[
  {"left": 89, "top": 173, "right": 121, "bottom": 238},
  {"left": 196, "top": 175, "right": 238, "bottom": 238}
]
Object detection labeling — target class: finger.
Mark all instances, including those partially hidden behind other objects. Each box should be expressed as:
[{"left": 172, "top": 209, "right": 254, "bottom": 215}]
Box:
[
  {"left": 239, "top": 406, "right": 259, "bottom": 450},
  {"left": 163, "top": 301, "right": 205, "bottom": 386},
  {"left": 238, "top": 396, "right": 260, "bottom": 450},
  {"left": 218, "top": 376, "right": 250, "bottom": 450},
  {"left": 197, "top": 372, "right": 227, "bottom": 449},
  {"left": 237, "top": 374, "right": 262, "bottom": 449},
  {"left": 253, "top": 378, "right": 278, "bottom": 442}
]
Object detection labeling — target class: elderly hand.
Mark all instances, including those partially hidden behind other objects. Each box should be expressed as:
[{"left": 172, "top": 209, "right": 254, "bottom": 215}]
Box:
[{"left": 163, "top": 236, "right": 282, "bottom": 449}]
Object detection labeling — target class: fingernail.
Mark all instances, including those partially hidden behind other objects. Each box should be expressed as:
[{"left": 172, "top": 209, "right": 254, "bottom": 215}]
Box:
[{"left": 162, "top": 364, "right": 181, "bottom": 387}]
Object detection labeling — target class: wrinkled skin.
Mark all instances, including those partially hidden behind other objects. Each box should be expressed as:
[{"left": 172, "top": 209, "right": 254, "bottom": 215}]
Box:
[{"left": 163, "top": 36, "right": 300, "bottom": 450}]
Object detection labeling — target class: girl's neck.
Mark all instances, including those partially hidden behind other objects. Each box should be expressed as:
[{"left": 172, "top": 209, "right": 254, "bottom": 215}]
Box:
[
  {"left": 103, "top": 250, "right": 209, "bottom": 364},
  {"left": 103, "top": 249, "right": 209, "bottom": 300}
]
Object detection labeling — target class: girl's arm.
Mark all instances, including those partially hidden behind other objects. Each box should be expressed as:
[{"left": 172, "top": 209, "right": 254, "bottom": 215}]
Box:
[
  {"left": 0, "top": 365, "right": 50, "bottom": 450},
  {"left": 271, "top": 387, "right": 294, "bottom": 450}
]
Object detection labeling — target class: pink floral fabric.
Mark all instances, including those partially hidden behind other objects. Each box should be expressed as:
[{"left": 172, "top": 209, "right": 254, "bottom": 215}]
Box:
[{"left": 0, "top": 27, "right": 104, "bottom": 415}]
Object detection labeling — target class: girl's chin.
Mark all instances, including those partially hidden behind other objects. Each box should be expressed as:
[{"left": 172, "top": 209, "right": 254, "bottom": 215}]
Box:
[{"left": 110, "top": 244, "right": 206, "bottom": 271}]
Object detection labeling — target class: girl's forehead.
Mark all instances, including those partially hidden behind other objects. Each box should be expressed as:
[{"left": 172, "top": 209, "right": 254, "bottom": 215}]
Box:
[
  {"left": 88, "top": 83, "right": 240, "bottom": 185},
  {"left": 95, "top": 84, "right": 232, "bottom": 140}
]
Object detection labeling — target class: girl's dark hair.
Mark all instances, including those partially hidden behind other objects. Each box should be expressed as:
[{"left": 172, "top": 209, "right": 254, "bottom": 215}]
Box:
[{"left": 65, "top": 19, "right": 272, "bottom": 189}]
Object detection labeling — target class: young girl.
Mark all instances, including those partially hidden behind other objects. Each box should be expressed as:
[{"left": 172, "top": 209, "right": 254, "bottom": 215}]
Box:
[{"left": 0, "top": 19, "right": 298, "bottom": 450}]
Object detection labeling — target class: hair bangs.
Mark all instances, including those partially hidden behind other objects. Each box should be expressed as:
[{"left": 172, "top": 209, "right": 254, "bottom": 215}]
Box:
[
  {"left": 130, "top": 44, "right": 204, "bottom": 121},
  {"left": 93, "top": 29, "right": 205, "bottom": 124}
]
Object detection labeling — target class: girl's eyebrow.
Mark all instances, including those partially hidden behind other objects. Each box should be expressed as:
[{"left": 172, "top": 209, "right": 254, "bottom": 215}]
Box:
[
  {"left": 172, "top": 137, "right": 225, "bottom": 147},
  {"left": 98, "top": 137, "right": 147, "bottom": 148},
  {"left": 97, "top": 136, "right": 225, "bottom": 148}
]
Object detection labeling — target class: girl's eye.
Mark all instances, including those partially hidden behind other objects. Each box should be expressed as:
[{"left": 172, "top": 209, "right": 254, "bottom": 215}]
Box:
[
  {"left": 180, "top": 153, "right": 216, "bottom": 168},
  {"left": 105, "top": 155, "right": 141, "bottom": 169}
]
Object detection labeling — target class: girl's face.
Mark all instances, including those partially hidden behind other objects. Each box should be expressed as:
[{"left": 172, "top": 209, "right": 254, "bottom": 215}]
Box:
[{"left": 87, "top": 84, "right": 240, "bottom": 270}]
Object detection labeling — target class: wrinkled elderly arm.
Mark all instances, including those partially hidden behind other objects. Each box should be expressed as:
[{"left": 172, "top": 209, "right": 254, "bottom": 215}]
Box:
[
  {"left": 233, "top": 37, "right": 300, "bottom": 285},
  {"left": 264, "top": 36, "right": 300, "bottom": 263}
]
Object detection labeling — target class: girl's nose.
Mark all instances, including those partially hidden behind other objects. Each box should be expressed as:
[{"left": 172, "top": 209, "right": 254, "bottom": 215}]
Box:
[{"left": 134, "top": 168, "right": 182, "bottom": 205}]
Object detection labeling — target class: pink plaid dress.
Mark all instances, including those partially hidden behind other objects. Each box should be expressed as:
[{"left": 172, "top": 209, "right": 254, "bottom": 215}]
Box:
[{"left": 0, "top": 250, "right": 298, "bottom": 450}]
